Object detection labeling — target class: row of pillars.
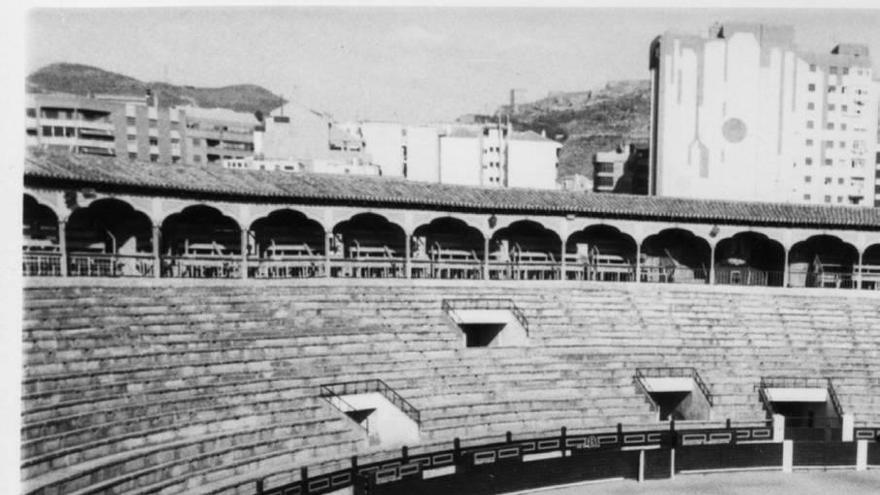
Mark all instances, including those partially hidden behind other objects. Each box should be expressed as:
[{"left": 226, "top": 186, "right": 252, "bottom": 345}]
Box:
[{"left": 52, "top": 218, "right": 872, "bottom": 287}]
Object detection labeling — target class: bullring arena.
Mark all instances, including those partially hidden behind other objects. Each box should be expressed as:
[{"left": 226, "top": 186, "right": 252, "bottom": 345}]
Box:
[{"left": 21, "top": 149, "right": 880, "bottom": 494}]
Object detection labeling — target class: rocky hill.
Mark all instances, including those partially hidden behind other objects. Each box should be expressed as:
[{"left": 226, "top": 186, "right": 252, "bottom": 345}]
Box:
[
  {"left": 28, "top": 63, "right": 285, "bottom": 115},
  {"left": 495, "top": 80, "right": 651, "bottom": 180}
]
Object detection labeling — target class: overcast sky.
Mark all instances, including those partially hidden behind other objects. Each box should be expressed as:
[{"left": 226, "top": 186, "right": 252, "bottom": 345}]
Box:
[{"left": 26, "top": 6, "right": 880, "bottom": 123}]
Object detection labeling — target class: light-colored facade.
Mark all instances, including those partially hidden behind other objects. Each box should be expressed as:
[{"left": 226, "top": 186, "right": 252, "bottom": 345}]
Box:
[
  {"left": 649, "top": 23, "right": 879, "bottom": 207},
  {"left": 223, "top": 156, "right": 380, "bottom": 176},
  {"left": 182, "top": 106, "right": 257, "bottom": 166},
  {"left": 347, "top": 121, "right": 560, "bottom": 189},
  {"left": 557, "top": 173, "right": 593, "bottom": 192}
]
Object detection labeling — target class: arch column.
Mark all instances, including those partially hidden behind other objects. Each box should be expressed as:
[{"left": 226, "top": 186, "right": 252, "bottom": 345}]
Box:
[
  {"left": 404, "top": 233, "right": 412, "bottom": 279},
  {"left": 783, "top": 246, "right": 790, "bottom": 288},
  {"left": 856, "top": 249, "right": 864, "bottom": 290},
  {"left": 240, "top": 228, "right": 248, "bottom": 279},
  {"left": 324, "top": 233, "right": 332, "bottom": 278},
  {"left": 58, "top": 218, "right": 67, "bottom": 277},
  {"left": 483, "top": 236, "right": 490, "bottom": 280},
  {"left": 634, "top": 242, "right": 642, "bottom": 283},
  {"left": 708, "top": 242, "right": 716, "bottom": 285},
  {"left": 152, "top": 224, "right": 161, "bottom": 279}
]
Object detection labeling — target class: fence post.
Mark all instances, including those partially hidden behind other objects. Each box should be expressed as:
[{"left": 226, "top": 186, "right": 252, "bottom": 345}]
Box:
[
  {"left": 401, "top": 446, "right": 409, "bottom": 463},
  {"left": 506, "top": 431, "right": 513, "bottom": 444},
  {"left": 453, "top": 437, "right": 461, "bottom": 464},
  {"left": 560, "top": 427, "right": 567, "bottom": 457},
  {"left": 301, "top": 467, "right": 309, "bottom": 495},
  {"left": 255, "top": 479, "right": 264, "bottom": 495},
  {"left": 58, "top": 219, "right": 67, "bottom": 277}
]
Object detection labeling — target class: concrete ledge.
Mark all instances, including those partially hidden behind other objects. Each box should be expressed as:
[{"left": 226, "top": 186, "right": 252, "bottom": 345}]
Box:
[{"left": 23, "top": 277, "right": 880, "bottom": 299}]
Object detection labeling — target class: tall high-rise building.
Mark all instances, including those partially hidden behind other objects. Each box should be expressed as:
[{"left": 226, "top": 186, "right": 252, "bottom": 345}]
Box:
[{"left": 649, "top": 22, "right": 879, "bottom": 206}]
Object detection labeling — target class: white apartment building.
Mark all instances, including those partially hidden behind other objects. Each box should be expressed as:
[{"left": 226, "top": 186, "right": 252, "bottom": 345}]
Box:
[
  {"left": 347, "top": 121, "right": 560, "bottom": 189},
  {"left": 649, "top": 22, "right": 879, "bottom": 207}
]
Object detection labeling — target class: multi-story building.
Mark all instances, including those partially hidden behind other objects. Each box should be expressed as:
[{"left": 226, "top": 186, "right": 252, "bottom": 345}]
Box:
[
  {"left": 26, "top": 92, "right": 186, "bottom": 163},
  {"left": 649, "top": 22, "right": 879, "bottom": 206},
  {"left": 182, "top": 107, "right": 257, "bottom": 166},
  {"left": 593, "top": 142, "right": 649, "bottom": 194},
  {"left": 346, "top": 121, "right": 560, "bottom": 189},
  {"left": 557, "top": 173, "right": 593, "bottom": 192}
]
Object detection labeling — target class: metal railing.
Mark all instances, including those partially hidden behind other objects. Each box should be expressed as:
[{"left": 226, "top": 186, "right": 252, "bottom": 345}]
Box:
[
  {"left": 634, "top": 367, "right": 714, "bottom": 407},
  {"left": 632, "top": 369, "right": 660, "bottom": 412},
  {"left": 318, "top": 384, "right": 370, "bottom": 433},
  {"left": 441, "top": 298, "right": 530, "bottom": 336},
  {"left": 257, "top": 418, "right": 790, "bottom": 495},
  {"left": 758, "top": 376, "right": 844, "bottom": 419},
  {"left": 22, "top": 252, "right": 62, "bottom": 276},
  {"left": 318, "top": 379, "right": 421, "bottom": 426},
  {"left": 67, "top": 253, "right": 155, "bottom": 277}
]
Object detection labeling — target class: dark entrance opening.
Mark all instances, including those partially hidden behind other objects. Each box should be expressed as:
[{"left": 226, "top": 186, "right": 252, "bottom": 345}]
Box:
[
  {"left": 461, "top": 323, "right": 506, "bottom": 347},
  {"left": 649, "top": 391, "right": 691, "bottom": 421}
]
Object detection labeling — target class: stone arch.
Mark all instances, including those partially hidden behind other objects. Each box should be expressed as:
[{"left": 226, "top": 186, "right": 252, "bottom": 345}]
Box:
[
  {"left": 640, "top": 228, "right": 711, "bottom": 284},
  {"left": 66, "top": 198, "right": 153, "bottom": 254},
  {"left": 490, "top": 220, "right": 562, "bottom": 261},
  {"left": 332, "top": 212, "right": 407, "bottom": 258},
  {"left": 860, "top": 244, "right": 880, "bottom": 290},
  {"left": 249, "top": 209, "right": 326, "bottom": 257},
  {"left": 565, "top": 224, "right": 638, "bottom": 281},
  {"left": 23, "top": 194, "right": 60, "bottom": 249},
  {"left": 789, "top": 235, "right": 859, "bottom": 288},
  {"left": 412, "top": 216, "right": 485, "bottom": 261},
  {"left": 161, "top": 205, "right": 241, "bottom": 256},
  {"left": 713, "top": 231, "right": 786, "bottom": 286}
]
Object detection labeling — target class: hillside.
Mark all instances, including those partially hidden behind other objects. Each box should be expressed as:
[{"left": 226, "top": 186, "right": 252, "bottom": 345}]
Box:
[
  {"left": 28, "top": 63, "right": 285, "bottom": 115},
  {"left": 495, "top": 80, "right": 651, "bottom": 180}
]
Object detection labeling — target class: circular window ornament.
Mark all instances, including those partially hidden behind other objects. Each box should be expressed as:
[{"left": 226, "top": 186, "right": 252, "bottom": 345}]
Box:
[{"left": 722, "top": 118, "right": 747, "bottom": 143}]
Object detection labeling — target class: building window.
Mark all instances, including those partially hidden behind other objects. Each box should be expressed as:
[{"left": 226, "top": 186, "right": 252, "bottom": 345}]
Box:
[
  {"left": 193, "top": 155, "right": 201, "bottom": 163},
  {"left": 826, "top": 122, "right": 834, "bottom": 130},
  {"left": 808, "top": 83, "right": 816, "bottom": 91},
  {"left": 191, "top": 138, "right": 201, "bottom": 146},
  {"left": 805, "top": 157, "right": 813, "bottom": 165},
  {"left": 837, "top": 196, "right": 843, "bottom": 203},
  {"left": 807, "top": 120, "right": 814, "bottom": 129},
  {"left": 149, "top": 154, "right": 159, "bottom": 162},
  {"left": 840, "top": 141, "right": 846, "bottom": 148},
  {"left": 824, "top": 140, "right": 834, "bottom": 148},
  {"left": 804, "top": 194, "right": 811, "bottom": 200},
  {"left": 824, "top": 177, "right": 832, "bottom": 185},
  {"left": 41, "top": 126, "right": 51, "bottom": 136},
  {"left": 26, "top": 108, "right": 36, "bottom": 118},
  {"left": 828, "top": 85, "right": 836, "bottom": 93},
  {"left": 807, "top": 102, "right": 815, "bottom": 110},
  {"left": 149, "top": 137, "right": 158, "bottom": 146},
  {"left": 828, "top": 104, "right": 835, "bottom": 111},
  {"left": 806, "top": 139, "right": 814, "bottom": 146},
  {"left": 824, "top": 158, "right": 833, "bottom": 166},
  {"left": 842, "top": 105, "right": 848, "bottom": 112},
  {"left": 804, "top": 176, "right": 812, "bottom": 183},
  {"left": 171, "top": 138, "right": 180, "bottom": 144},
  {"left": 824, "top": 195, "right": 831, "bottom": 203},
  {"left": 841, "top": 123, "right": 847, "bottom": 131},
  {"left": 171, "top": 156, "right": 181, "bottom": 164},
  {"left": 127, "top": 134, "right": 137, "bottom": 141},
  {"left": 128, "top": 152, "right": 137, "bottom": 160},
  {"left": 149, "top": 119, "right": 158, "bottom": 128},
  {"left": 65, "top": 127, "right": 75, "bottom": 137},
  {"left": 842, "top": 67, "right": 849, "bottom": 75},
  {"left": 127, "top": 117, "right": 136, "bottom": 126},
  {"left": 809, "top": 64, "right": 817, "bottom": 72},
  {"left": 830, "top": 66, "right": 838, "bottom": 75},
  {"left": 838, "top": 178, "right": 844, "bottom": 185}
]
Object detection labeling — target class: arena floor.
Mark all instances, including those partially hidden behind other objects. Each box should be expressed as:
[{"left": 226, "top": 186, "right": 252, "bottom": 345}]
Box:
[{"left": 519, "top": 469, "right": 880, "bottom": 495}]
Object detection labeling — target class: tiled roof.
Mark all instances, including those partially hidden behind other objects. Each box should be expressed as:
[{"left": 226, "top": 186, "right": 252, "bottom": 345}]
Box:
[{"left": 23, "top": 149, "right": 880, "bottom": 229}]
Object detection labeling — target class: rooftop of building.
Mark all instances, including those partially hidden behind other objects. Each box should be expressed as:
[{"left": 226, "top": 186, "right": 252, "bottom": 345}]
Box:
[
  {"left": 180, "top": 106, "right": 259, "bottom": 125},
  {"left": 24, "top": 148, "right": 880, "bottom": 229}
]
